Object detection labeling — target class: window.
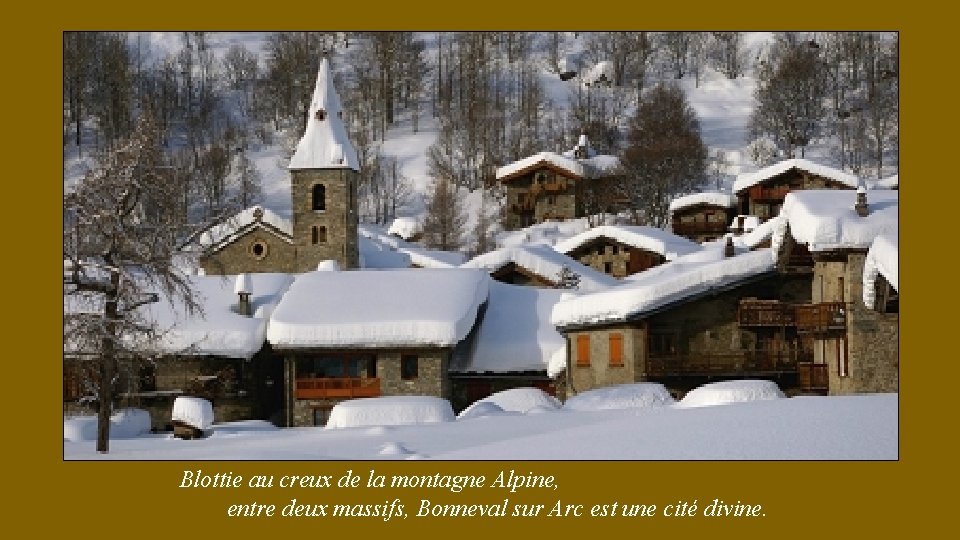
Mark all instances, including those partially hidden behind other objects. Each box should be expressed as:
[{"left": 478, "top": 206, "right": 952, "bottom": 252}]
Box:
[
  {"left": 312, "top": 184, "right": 326, "bottom": 211},
  {"left": 312, "top": 226, "right": 327, "bottom": 244},
  {"left": 250, "top": 241, "right": 268, "bottom": 260},
  {"left": 837, "top": 337, "right": 848, "bottom": 378},
  {"left": 609, "top": 333, "right": 624, "bottom": 367},
  {"left": 576, "top": 335, "right": 591, "bottom": 367},
  {"left": 604, "top": 262, "right": 613, "bottom": 274},
  {"left": 315, "top": 109, "right": 327, "bottom": 121},
  {"left": 401, "top": 355, "right": 419, "bottom": 380},
  {"left": 312, "top": 406, "right": 332, "bottom": 426}
]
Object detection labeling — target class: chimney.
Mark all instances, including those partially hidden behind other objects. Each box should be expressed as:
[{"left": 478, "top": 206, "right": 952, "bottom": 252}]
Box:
[
  {"left": 724, "top": 235, "right": 735, "bottom": 257},
  {"left": 855, "top": 182, "right": 869, "bottom": 217},
  {"left": 234, "top": 274, "right": 253, "bottom": 317}
]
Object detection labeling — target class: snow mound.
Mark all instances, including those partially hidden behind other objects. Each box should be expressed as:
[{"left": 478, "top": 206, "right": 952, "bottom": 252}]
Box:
[
  {"left": 459, "top": 387, "right": 561, "bottom": 417},
  {"left": 387, "top": 217, "right": 420, "bottom": 240},
  {"left": 316, "top": 260, "right": 340, "bottom": 271},
  {"left": 63, "top": 408, "right": 153, "bottom": 442},
  {"left": 457, "top": 401, "right": 509, "bottom": 420},
  {"left": 677, "top": 380, "right": 785, "bottom": 408},
  {"left": 325, "top": 396, "right": 455, "bottom": 429},
  {"left": 172, "top": 396, "right": 215, "bottom": 430},
  {"left": 379, "top": 442, "right": 413, "bottom": 456},
  {"left": 564, "top": 383, "right": 676, "bottom": 411}
]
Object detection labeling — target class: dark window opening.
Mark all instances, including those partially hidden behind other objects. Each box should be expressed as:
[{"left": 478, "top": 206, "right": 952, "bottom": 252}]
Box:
[
  {"left": 251, "top": 241, "right": 267, "bottom": 259},
  {"left": 313, "top": 406, "right": 332, "bottom": 426},
  {"left": 401, "top": 355, "right": 419, "bottom": 380},
  {"left": 312, "top": 184, "right": 326, "bottom": 211},
  {"left": 315, "top": 109, "right": 326, "bottom": 121}
]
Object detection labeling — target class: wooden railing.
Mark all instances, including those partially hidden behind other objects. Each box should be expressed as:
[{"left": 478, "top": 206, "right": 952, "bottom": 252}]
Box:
[
  {"left": 797, "top": 362, "right": 829, "bottom": 391},
  {"left": 671, "top": 221, "right": 729, "bottom": 235},
  {"left": 646, "top": 349, "right": 808, "bottom": 377},
  {"left": 749, "top": 185, "right": 791, "bottom": 201},
  {"left": 738, "top": 300, "right": 797, "bottom": 327},
  {"left": 295, "top": 377, "right": 381, "bottom": 399},
  {"left": 796, "top": 302, "right": 847, "bottom": 333}
]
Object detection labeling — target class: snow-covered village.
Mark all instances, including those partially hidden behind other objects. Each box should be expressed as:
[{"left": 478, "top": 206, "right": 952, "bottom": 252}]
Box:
[{"left": 62, "top": 32, "right": 898, "bottom": 459}]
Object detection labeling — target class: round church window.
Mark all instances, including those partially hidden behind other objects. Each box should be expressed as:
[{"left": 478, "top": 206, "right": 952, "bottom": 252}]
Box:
[{"left": 250, "top": 240, "right": 269, "bottom": 260}]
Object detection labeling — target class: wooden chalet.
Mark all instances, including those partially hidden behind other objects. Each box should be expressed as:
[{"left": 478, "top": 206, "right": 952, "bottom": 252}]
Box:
[
  {"left": 733, "top": 159, "right": 859, "bottom": 221},
  {"left": 669, "top": 192, "right": 737, "bottom": 243},
  {"left": 552, "top": 247, "right": 817, "bottom": 397},
  {"left": 553, "top": 225, "right": 702, "bottom": 278}
]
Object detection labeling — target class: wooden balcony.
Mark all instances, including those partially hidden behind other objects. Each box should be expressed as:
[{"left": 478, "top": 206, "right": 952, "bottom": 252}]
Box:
[
  {"left": 738, "top": 299, "right": 797, "bottom": 327},
  {"left": 797, "top": 362, "right": 828, "bottom": 392},
  {"left": 646, "top": 349, "right": 807, "bottom": 377},
  {"left": 671, "top": 221, "right": 729, "bottom": 235},
  {"left": 295, "top": 377, "right": 381, "bottom": 400},
  {"left": 542, "top": 180, "right": 568, "bottom": 192},
  {"left": 749, "top": 185, "right": 791, "bottom": 201},
  {"left": 511, "top": 200, "right": 535, "bottom": 214},
  {"left": 796, "top": 302, "right": 847, "bottom": 333}
]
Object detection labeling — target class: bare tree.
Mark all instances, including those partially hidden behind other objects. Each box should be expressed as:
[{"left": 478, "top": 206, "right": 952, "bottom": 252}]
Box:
[{"left": 63, "top": 113, "right": 213, "bottom": 453}]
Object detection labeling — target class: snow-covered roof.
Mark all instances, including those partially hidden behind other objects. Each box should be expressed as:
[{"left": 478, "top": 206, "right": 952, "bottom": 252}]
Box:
[
  {"left": 496, "top": 152, "right": 585, "bottom": 181},
  {"left": 551, "top": 246, "right": 776, "bottom": 328},
  {"left": 582, "top": 60, "right": 614, "bottom": 86},
  {"left": 462, "top": 244, "right": 619, "bottom": 292},
  {"left": 553, "top": 225, "right": 703, "bottom": 261},
  {"left": 288, "top": 58, "right": 360, "bottom": 171},
  {"left": 267, "top": 268, "right": 489, "bottom": 348},
  {"left": 771, "top": 190, "right": 899, "bottom": 253},
  {"left": 669, "top": 192, "right": 737, "bottom": 212},
  {"left": 189, "top": 206, "right": 293, "bottom": 251},
  {"left": 869, "top": 175, "right": 899, "bottom": 190},
  {"left": 359, "top": 225, "right": 464, "bottom": 268},
  {"left": 732, "top": 158, "right": 860, "bottom": 194},
  {"left": 451, "top": 281, "right": 566, "bottom": 374},
  {"left": 862, "top": 233, "right": 899, "bottom": 309},
  {"left": 139, "top": 273, "right": 295, "bottom": 359},
  {"left": 495, "top": 218, "right": 592, "bottom": 249},
  {"left": 736, "top": 215, "right": 782, "bottom": 249},
  {"left": 359, "top": 235, "right": 412, "bottom": 269},
  {"left": 386, "top": 216, "right": 420, "bottom": 240}
]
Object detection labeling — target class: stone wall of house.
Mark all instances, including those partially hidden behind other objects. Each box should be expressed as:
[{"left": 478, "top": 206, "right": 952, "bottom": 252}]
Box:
[
  {"left": 571, "top": 241, "right": 664, "bottom": 278},
  {"left": 567, "top": 325, "right": 644, "bottom": 393},
  {"left": 288, "top": 348, "right": 450, "bottom": 427},
  {"left": 815, "top": 254, "right": 899, "bottom": 395},
  {"left": 535, "top": 192, "right": 577, "bottom": 223},
  {"left": 199, "top": 229, "right": 298, "bottom": 275},
  {"left": 290, "top": 168, "right": 359, "bottom": 271},
  {"left": 671, "top": 206, "right": 733, "bottom": 243}
]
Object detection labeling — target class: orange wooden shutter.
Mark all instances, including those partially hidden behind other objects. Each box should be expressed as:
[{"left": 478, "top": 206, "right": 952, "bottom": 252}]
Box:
[
  {"left": 576, "top": 335, "right": 591, "bottom": 366},
  {"left": 609, "top": 333, "right": 624, "bottom": 366}
]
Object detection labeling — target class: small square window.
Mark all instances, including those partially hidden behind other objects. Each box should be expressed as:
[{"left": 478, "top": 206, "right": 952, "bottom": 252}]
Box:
[{"left": 401, "top": 355, "right": 418, "bottom": 380}]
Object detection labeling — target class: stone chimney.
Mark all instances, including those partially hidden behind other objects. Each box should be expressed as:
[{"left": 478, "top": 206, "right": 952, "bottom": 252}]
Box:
[
  {"left": 724, "top": 235, "right": 735, "bottom": 257},
  {"left": 855, "top": 182, "right": 869, "bottom": 217},
  {"left": 234, "top": 273, "right": 253, "bottom": 317}
]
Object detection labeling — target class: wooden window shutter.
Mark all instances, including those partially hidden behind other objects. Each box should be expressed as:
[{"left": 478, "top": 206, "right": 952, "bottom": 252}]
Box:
[
  {"left": 576, "top": 335, "right": 591, "bottom": 366},
  {"left": 609, "top": 333, "right": 624, "bottom": 366}
]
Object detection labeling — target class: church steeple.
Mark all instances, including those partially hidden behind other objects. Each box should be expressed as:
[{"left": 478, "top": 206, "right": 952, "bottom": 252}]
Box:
[
  {"left": 288, "top": 57, "right": 360, "bottom": 271},
  {"left": 288, "top": 58, "right": 359, "bottom": 172}
]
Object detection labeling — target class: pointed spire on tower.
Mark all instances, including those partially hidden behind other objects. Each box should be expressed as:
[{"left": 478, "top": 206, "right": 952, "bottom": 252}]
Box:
[{"left": 288, "top": 57, "right": 360, "bottom": 172}]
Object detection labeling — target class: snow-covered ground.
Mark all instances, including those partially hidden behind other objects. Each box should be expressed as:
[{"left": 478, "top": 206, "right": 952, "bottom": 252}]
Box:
[{"left": 63, "top": 390, "right": 897, "bottom": 460}]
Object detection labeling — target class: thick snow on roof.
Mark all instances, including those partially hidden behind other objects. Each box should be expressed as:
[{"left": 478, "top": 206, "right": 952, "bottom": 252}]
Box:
[
  {"left": 140, "top": 273, "right": 295, "bottom": 359},
  {"left": 732, "top": 158, "right": 859, "bottom": 193},
  {"left": 677, "top": 379, "right": 785, "bottom": 408},
  {"left": 190, "top": 206, "right": 292, "bottom": 251},
  {"left": 496, "top": 151, "right": 584, "bottom": 181},
  {"left": 553, "top": 225, "right": 703, "bottom": 261},
  {"left": 172, "top": 396, "right": 215, "bottom": 429},
  {"left": 359, "top": 235, "right": 412, "bottom": 269},
  {"left": 267, "top": 268, "right": 489, "bottom": 348},
  {"left": 386, "top": 216, "right": 420, "bottom": 240},
  {"left": 736, "top": 215, "right": 782, "bottom": 248},
  {"left": 581, "top": 60, "right": 614, "bottom": 86},
  {"left": 451, "top": 281, "right": 566, "bottom": 374},
  {"left": 552, "top": 246, "right": 775, "bottom": 328},
  {"left": 496, "top": 218, "right": 592, "bottom": 248},
  {"left": 771, "top": 189, "right": 899, "bottom": 253},
  {"left": 288, "top": 58, "right": 360, "bottom": 171},
  {"left": 325, "top": 396, "right": 455, "bottom": 429},
  {"left": 359, "top": 225, "right": 464, "bottom": 268},
  {"left": 863, "top": 233, "right": 899, "bottom": 309},
  {"left": 669, "top": 191, "right": 737, "bottom": 212},
  {"left": 869, "top": 174, "right": 899, "bottom": 190},
  {"left": 563, "top": 383, "right": 676, "bottom": 411},
  {"left": 462, "top": 244, "right": 619, "bottom": 292}
]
